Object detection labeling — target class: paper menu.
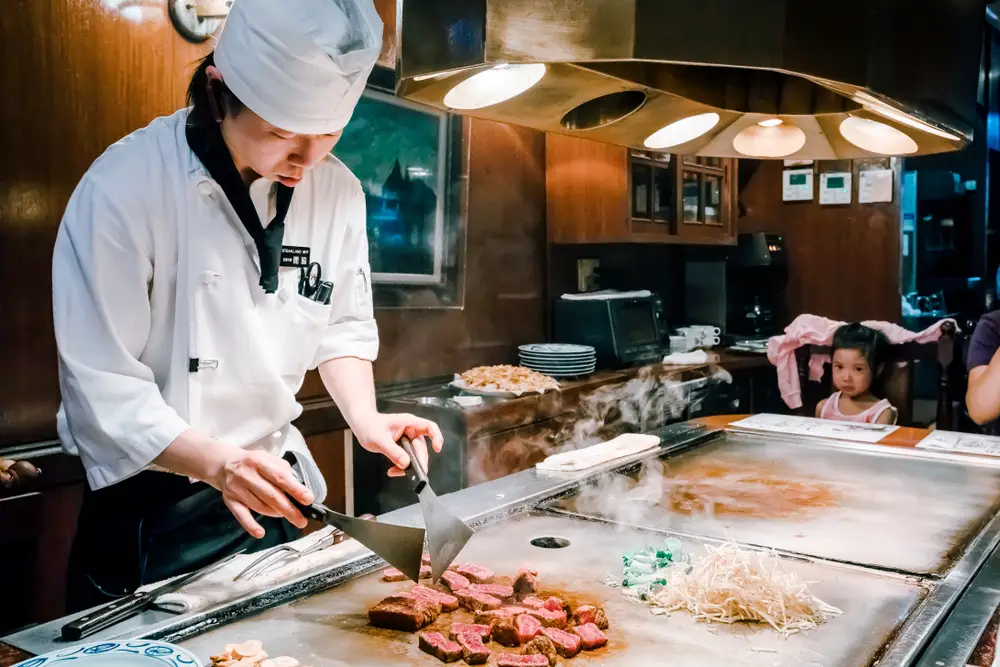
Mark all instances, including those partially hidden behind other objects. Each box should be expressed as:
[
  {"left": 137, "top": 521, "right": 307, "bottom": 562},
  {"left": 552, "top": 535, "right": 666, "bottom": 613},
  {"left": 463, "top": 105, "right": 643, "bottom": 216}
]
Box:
[
  {"left": 916, "top": 430, "right": 1000, "bottom": 457},
  {"left": 729, "top": 413, "right": 899, "bottom": 443}
]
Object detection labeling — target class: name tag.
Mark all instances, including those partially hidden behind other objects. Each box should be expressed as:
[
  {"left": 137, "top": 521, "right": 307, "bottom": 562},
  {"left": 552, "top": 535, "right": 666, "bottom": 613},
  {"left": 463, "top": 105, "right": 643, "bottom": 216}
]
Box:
[{"left": 280, "top": 245, "right": 310, "bottom": 268}]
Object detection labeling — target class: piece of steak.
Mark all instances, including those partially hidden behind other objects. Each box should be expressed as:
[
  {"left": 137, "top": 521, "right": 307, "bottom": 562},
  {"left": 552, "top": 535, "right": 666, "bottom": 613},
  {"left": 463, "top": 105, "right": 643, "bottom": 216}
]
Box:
[
  {"left": 541, "top": 597, "right": 563, "bottom": 613},
  {"left": 441, "top": 570, "right": 472, "bottom": 592},
  {"left": 419, "top": 632, "right": 463, "bottom": 663},
  {"left": 494, "top": 655, "right": 549, "bottom": 667},
  {"left": 381, "top": 567, "right": 408, "bottom": 582},
  {"left": 420, "top": 565, "right": 433, "bottom": 579},
  {"left": 456, "top": 631, "right": 491, "bottom": 665},
  {"left": 493, "top": 613, "right": 543, "bottom": 647},
  {"left": 474, "top": 607, "right": 528, "bottom": 625},
  {"left": 449, "top": 623, "right": 492, "bottom": 641},
  {"left": 423, "top": 552, "right": 432, "bottom": 566},
  {"left": 513, "top": 568, "right": 538, "bottom": 599},
  {"left": 368, "top": 595, "right": 440, "bottom": 631},
  {"left": 468, "top": 583, "right": 514, "bottom": 600},
  {"left": 524, "top": 607, "right": 567, "bottom": 628},
  {"left": 524, "top": 636, "right": 558, "bottom": 667},
  {"left": 519, "top": 597, "right": 545, "bottom": 610},
  {"left": 574, "top": 605, "right": 609, "bottom": 629},
  {"left": 411, "top": 585, "right": 460, "bottom": 612},
  {"left": 572, "top": 622, "right": 608, "bottom": 650},
  {"left": 540, "top": 627, "right": 582, "bottom": 658},
  {"left": 451, "top": 563, "right": 494, "bottom": 584},
  {"left": 457, "top": 589, "right": 503, "bottom": 612}
]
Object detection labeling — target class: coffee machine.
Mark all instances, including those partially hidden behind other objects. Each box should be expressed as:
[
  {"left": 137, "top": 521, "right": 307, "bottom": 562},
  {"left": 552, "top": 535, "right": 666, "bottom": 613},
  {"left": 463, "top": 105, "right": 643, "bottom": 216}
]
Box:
[{"left": 726, "top": 232, "right": 788, "bottom": 337}]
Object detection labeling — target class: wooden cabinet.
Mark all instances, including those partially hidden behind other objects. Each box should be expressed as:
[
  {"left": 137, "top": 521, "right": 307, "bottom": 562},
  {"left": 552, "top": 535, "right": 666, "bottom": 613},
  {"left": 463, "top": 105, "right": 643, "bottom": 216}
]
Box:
[{"left": 546, "top": 133, "right": 737, "bottom": 245}]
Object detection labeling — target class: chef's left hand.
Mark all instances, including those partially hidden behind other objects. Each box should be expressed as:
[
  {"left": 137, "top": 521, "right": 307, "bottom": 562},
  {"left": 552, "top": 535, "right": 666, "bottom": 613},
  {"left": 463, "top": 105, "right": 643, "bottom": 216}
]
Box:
[{"left": 353, "top": 412, "right": 444, "bottom": 477}]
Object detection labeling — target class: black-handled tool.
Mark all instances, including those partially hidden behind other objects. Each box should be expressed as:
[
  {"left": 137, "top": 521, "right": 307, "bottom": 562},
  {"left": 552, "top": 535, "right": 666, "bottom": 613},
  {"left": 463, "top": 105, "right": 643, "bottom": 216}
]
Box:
[
  {"left": 60, "top": 551, "right": 243, "bottom": 642},
  {"left": 399, "top": 436, "right": 474, "bottom": 582}
]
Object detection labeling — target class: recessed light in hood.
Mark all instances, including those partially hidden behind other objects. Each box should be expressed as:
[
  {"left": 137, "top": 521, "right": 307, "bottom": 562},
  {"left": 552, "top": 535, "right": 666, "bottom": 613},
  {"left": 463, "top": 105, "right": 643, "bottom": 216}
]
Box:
[
  {"left": 839, "top": 117, "right": 919, "bottom": 155},
  {"left": 442, "top": 64, "right": 547, "bottom": 110},
  {"left": 643, "top": 113, "right": 720, "bottom": 150},
  {"left": 396, "top": 0, "right": 982, "bottom": 159}
]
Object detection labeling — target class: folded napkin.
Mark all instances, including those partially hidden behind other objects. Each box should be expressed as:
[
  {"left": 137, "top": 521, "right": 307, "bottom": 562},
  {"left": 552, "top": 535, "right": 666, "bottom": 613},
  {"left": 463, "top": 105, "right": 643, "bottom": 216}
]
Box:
[
  {"left": 141, "top": 527, "right": 369, "bottom": 614},
  {"left": 536, "top": 434, "right": 661, "bottom": 472},
  {"left": 662, "top": 350, "right": 710, "bottom": 365}
]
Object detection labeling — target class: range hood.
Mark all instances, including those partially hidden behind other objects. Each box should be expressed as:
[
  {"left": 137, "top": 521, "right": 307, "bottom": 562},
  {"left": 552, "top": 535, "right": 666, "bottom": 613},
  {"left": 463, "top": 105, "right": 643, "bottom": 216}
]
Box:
[{"left": 394, "top": 0, "right": 985, "bottom": 159}]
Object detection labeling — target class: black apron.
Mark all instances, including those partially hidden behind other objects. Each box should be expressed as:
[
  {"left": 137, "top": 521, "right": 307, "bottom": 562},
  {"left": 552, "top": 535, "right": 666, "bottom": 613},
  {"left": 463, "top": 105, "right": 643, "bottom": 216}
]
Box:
[{"left": 66, "top": 112, "right": 302, "bottom": 612}]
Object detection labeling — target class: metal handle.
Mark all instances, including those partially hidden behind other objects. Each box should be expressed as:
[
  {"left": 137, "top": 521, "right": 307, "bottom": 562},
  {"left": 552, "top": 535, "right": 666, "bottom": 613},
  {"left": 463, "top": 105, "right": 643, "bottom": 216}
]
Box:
[
  {"left": 61, "top": 592, "right": 152, "bottom": 641},
  {"left": 399, "top": 436, "right": 430, "bottom": 488}
]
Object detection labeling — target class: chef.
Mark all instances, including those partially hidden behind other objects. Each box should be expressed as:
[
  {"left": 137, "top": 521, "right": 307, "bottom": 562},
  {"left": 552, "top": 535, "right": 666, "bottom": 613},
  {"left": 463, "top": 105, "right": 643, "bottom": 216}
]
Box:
[{"left": 52, "top": 0, "right": 442, "bottom": 611}]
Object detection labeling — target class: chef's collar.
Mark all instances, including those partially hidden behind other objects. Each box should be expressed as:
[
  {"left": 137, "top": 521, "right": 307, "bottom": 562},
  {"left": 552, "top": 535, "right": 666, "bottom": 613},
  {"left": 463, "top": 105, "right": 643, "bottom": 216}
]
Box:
[{"left": 185, "top": 116, "right": 293, "bottom": 294}]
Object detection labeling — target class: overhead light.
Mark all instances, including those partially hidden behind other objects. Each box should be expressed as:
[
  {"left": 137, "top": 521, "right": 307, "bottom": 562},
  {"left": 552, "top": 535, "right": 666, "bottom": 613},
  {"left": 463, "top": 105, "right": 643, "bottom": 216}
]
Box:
[
  {"left": 732, "top": 122, "right": 806, "bottom": 157},
  {"left": 443, "top": 64, "right": 547, "bottom": 110},
  {"left": 853, "top": 92, "right": 960, "bottom": 141},
  {"left": 643, "top": 113, "right": 721, "bottom": 149},
  {"left": 758, "top": 118, "right": 783, "bottom": 127},
  {"left": 839, "top": 116, "right": 918, "bottom": 155}
]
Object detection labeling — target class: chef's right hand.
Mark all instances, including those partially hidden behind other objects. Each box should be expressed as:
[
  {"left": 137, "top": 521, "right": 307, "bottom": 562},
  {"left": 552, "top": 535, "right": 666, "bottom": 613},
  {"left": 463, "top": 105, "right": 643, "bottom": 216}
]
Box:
[{"left": 215, "top": 449, "right": 314, "bottom": 539}]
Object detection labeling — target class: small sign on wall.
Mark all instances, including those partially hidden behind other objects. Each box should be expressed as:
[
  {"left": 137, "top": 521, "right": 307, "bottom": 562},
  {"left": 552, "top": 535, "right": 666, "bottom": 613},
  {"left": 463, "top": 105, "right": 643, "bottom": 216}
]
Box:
[
  {"left": 782, "top": 167, "right": 814, "bottom": 201},
  {"left": 858, "top": 168, "right": 894, "bottom": 203},
  {"left": 819, "top": 171, "right": 852, "bottom": 205}
]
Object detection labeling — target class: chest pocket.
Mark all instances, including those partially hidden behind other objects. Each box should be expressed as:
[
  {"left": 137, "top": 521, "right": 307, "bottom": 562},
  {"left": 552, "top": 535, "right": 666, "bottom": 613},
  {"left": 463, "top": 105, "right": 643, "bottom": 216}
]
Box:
[{"left": 266, "top": 269, "right": 332, "bottom": 379}]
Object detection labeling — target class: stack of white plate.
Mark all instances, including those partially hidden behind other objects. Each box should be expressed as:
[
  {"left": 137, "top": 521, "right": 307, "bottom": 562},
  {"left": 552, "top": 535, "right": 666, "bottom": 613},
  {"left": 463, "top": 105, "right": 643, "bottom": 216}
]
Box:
[{"left": 518, "top": 343, "right": 597, "bottom": 378}]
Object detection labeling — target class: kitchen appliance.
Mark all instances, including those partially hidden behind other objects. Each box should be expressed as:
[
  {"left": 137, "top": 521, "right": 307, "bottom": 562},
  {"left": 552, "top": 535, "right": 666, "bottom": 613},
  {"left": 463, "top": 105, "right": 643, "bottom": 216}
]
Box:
[
  {"left": 726, "top": 232, "right": 788, "bottom": 337},
  {"left": 393, "top": 1, "right": 982, "bottom": 159},
  {"left": 553, "top": 291, "right": 665, "bottom": 368}
]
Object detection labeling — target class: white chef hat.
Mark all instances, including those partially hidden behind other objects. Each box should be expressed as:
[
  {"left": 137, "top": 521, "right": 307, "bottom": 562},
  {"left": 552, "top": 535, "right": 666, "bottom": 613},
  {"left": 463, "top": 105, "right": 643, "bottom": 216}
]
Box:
[{"left": 214, "top": 0, "right": 383, "bottom": 135}]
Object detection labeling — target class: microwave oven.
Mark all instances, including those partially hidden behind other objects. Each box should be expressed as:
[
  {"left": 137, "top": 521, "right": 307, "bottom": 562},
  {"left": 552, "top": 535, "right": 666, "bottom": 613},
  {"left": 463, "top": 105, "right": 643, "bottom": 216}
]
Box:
[{"left": 553, "top": 293, "right": 665, "bottom": 368}]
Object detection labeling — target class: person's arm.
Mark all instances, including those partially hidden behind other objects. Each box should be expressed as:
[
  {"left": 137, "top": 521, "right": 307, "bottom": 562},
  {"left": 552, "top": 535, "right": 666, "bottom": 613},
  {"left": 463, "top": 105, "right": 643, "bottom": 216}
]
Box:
[
  {"left": 815, "top": 398, "right": 828, "bottom": 419},
  {"left": 874, "top": 407, "right": 897, "bottom": 425},
  {"left": 313, "top": 184, "right": 442, "bottom": 476},
  {"left": 54, "top": 176, "right": 311, "bottom": 538},
  {"left": 966, "top": 317, "right": 1000, "bottom": 425}
]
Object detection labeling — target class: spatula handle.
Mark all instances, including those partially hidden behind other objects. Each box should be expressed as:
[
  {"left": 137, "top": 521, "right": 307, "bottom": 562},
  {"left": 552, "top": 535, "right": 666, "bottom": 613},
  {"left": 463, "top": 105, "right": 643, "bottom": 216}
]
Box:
[{"left": 399, "top": 436, "right": 430, "bottom": 487}]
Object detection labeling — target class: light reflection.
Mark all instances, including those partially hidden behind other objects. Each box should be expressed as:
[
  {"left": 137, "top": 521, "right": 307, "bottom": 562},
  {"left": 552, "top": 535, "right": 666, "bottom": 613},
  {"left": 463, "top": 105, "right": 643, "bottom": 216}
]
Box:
[{"left": 99, "top": 0, "right": 164, "bottom": 23}]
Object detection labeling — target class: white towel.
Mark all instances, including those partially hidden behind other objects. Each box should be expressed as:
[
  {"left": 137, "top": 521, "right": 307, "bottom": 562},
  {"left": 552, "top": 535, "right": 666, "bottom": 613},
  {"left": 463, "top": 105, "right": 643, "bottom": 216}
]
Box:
[
  {"left": 662, "top": 350, "right": 710, "bottom": 365},
  {"left": 535, "top": 434, "right": 661, "bottom": 472},
  {"left": 140, "top": 527, "right": 368, "bottom": 614}
]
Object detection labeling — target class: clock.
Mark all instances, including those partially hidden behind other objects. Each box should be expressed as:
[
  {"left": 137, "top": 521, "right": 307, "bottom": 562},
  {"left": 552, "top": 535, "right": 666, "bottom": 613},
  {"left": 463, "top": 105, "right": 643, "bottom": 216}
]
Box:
[{"left": 168, "top": 0, "right": 229, "bottom": 43}]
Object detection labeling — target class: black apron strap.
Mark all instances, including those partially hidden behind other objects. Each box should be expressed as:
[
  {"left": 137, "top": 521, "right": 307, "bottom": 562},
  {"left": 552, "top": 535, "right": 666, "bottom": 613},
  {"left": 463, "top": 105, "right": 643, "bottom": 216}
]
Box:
[{"left": 185, "top": 117, "right": 295, "bottom": 293}]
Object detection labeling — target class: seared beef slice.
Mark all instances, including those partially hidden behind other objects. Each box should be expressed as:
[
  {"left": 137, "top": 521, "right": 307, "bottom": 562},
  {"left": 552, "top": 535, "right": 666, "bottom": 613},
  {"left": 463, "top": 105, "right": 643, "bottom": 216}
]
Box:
[
  {"left": 456, "top": 631, "right": 491, "bottom": 664},
  {"left": 452, "top": 563, "right": 494, "bottom": 584},
  {"left": 540, "top": 627, "right": 582, "bottom": 658},
  {"left": 419, "top": 632, "right": 463, "bottom": 663},
  {"left": 524, "top": 636, "right": 558, "bottom": 666},
  {"left": 368, "top": 595, "right": 440, "bottom": 631},
  {"left": 411, "top": 584, "right": 460, "bottom": 612},
  {"left": 512, "top": 568, "right": 538, "bottom": 598},
  {"left": 525, "top": 607, "right": 567, "bottom": 628},
  {"left": 449, "top": 623, "right": 492, "bottom": 641},
  {"left": 468, "top": 583, "right": 514, "bottom": 600},
  {"left": 457, "top": 589, "right": 502, "bottom": 612},
  {"left": 574, "top": 604, "right": 609, "bottom": 629},
  {"left": 441, "top": 570, "right": 471, "bottom": 592},
  {"left": 495, "top": 655, "right": 549, "bottom": 667},
  {"left": 572, "top": 622, "right": 608, "bottom": 650}
]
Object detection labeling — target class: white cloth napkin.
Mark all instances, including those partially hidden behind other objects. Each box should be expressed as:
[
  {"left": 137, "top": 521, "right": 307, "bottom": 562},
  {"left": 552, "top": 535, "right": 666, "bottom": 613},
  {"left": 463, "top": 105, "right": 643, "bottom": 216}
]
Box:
[
  {"left": 662, "top": 350, "right": 710, "bottom": 365},
  {"left": 535, "top": 434, "right": 661, "bottom": 472},
  {"left": 141, "top": 527, "right": 368, "bottom": 614}
]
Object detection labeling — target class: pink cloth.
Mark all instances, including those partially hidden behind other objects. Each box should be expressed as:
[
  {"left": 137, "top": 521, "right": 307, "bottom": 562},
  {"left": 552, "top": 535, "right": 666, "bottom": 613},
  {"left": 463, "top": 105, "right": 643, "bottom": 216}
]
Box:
[
  {"left": 766, "top": 314, "right": 958, "bottom": 409},
  {"left": 818, "top": 391, "right": 895, "bottom": 424}
]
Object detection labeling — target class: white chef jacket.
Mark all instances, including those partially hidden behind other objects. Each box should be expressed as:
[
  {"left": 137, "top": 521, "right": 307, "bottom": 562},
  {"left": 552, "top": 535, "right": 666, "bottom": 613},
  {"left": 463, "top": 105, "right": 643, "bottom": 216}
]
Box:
[{"left": 52, "top": 109, "right": 379, "bottom": 500}]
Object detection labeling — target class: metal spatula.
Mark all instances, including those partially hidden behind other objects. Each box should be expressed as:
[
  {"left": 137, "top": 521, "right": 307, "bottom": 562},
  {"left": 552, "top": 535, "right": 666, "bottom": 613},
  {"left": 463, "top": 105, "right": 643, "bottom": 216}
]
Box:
[
  {"left": 399, "top": 436, "right": 474, "bottom": 582},
  {"left": 292, "top": 501, "right": 426, "bottom": 582}
]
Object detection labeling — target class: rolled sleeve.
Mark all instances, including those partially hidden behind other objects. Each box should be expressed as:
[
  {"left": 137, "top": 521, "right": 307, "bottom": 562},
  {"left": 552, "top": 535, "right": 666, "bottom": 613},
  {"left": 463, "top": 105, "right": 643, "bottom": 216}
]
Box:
[{"left": 311, "top": 186, "right": 379, "bottom": 367}]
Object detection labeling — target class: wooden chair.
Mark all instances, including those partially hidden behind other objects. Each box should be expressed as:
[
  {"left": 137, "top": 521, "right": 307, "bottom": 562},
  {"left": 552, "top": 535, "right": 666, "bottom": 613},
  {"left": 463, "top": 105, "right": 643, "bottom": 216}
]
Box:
[{"left": 794, "top": 321, "right": 960, "bottom": 428}]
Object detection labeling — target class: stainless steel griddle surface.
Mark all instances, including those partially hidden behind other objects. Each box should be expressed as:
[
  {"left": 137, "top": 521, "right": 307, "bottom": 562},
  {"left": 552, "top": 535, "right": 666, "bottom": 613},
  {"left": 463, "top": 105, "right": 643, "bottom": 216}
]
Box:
[
  {"left": 549, "top": 432, "right": 1000, "bottom": 575},
  {"left": 179, "top": 513, "right": 927, "bottom": 667}
]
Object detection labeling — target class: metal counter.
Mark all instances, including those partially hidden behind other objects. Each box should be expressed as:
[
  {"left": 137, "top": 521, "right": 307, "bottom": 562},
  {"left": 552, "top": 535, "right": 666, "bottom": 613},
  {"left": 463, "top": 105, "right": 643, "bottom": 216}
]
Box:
[{"left": 8, "top": 422, "right": 1000, "bottom": 666}]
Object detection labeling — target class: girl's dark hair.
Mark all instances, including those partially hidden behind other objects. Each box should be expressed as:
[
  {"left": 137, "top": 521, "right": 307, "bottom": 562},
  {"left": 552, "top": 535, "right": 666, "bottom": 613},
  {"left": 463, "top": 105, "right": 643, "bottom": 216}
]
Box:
[
  {"left": 831, "top": 323, "right": 890, "bottom": 368},
  {"left": 186, "top": 52, "right": 245, "bottom": 126}
]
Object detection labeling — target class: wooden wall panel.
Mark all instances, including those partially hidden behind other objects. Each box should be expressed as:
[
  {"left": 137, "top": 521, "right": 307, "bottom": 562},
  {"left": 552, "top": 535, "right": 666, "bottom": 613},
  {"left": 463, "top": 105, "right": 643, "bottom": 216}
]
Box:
[
  {"left": 738, "top": 160, "right": 903, "bottom": 323},
  {"left": 0, "top": 1, "right": 210, "bottom": 447}
]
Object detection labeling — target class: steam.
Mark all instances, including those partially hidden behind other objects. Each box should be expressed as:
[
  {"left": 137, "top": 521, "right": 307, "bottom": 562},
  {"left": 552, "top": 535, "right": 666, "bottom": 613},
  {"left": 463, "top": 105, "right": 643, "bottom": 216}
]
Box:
[{"left": 467, "top": 365, "right": 732, "bottom": 485}]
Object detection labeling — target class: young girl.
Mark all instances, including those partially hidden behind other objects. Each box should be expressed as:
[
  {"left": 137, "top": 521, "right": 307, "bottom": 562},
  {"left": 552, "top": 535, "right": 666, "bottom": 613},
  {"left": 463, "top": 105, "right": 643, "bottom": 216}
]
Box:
[{"left": 816, "top": 323, "right": 898, "bottom": 425}]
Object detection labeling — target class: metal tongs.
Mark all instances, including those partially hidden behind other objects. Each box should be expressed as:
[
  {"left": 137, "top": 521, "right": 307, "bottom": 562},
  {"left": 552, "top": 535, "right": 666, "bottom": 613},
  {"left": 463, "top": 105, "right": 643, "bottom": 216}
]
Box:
[
  {"left": 233, "top": 514, "right": 376, "bottom": 582},
  {"left": 399, "top": 436, "right": 474, "bottom": 581}
]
